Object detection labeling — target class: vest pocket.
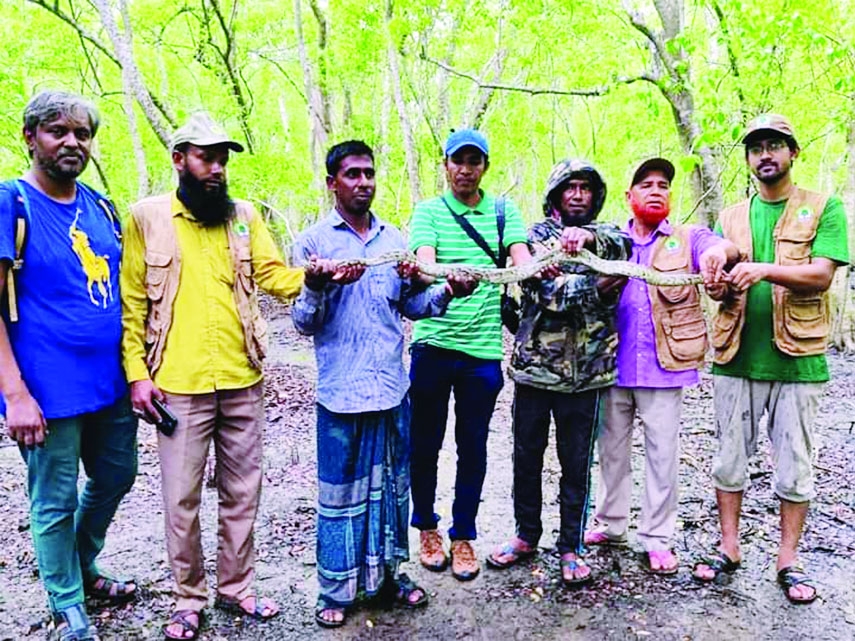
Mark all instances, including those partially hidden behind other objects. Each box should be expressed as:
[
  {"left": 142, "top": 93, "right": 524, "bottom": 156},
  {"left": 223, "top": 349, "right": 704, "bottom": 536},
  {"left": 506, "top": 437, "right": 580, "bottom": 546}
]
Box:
[
  {"left": 776, "top": 238, "right": 813, "bottom": 265},
  {"left": 783, "top": 294, "right": 827, "bottom": 339},
  {"left": 662, "top": 306, "right": 707, "bottom": 361},
  {"left": 656, "top": 283, "right": 692, "bottom": 304},
  {"left": 711, "top": 298, "right": 741, "bottom": 349},
  {"left": 144, "top": 251, "right": 172, "bottom": 301}
]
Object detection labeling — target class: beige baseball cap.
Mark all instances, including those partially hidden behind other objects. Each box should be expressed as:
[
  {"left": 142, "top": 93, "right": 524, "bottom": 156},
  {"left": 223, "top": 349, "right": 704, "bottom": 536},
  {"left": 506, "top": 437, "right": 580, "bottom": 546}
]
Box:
[
  {"left": 170, "top": 112, "right": 244, "bottom": 152},
  {"left": 742, "top": 113, "right": 798, "bottom": 147}
]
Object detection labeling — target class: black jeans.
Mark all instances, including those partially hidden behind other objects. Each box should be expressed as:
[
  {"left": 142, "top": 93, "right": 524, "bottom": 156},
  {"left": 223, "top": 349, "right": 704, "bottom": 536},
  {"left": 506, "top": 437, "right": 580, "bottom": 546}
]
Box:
[
  {"left": 409, "top": 343, "right": 503, "bottom": 541},
  {"left": 512, "top": 383, "right": 602, "bottom": 555}
]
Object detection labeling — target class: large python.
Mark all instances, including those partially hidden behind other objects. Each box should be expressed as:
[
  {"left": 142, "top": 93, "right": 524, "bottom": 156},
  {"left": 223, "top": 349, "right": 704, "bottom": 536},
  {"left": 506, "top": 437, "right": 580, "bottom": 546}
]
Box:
[{"left": 323, "top": 247, "right": 703, "bottom": 287}]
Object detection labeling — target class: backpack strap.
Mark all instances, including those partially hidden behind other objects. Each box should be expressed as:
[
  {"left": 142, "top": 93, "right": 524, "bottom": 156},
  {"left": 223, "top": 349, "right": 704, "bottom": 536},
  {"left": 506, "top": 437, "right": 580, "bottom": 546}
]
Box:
[
  {"left": 4, "top": 180, "right": 31, "bottom": 323},
  {"left": 441, "top": 196, "right": 507, "bottom": 268},
  {"left": 4, "top": 181, "right": 119, "bottom": 323},
  {"left": 495, "top": 196, "right": 507, "bottom": 268}
]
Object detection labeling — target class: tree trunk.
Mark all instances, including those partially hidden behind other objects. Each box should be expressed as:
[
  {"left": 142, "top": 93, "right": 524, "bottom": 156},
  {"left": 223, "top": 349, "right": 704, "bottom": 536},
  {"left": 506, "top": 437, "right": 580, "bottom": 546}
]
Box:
[
  {"left": 294, "top": 0, "right": 331, "bottom": 217},
  {"left": 386, "top": 0, "right": 422, "bottom": 205},
  {"left": 92, "top": 0, "right": 151, "bottom": 197},
  {"left": 26, "top": 0, "right": 177, "bottom": 130},
  {"left": 92, "top": 0, "right": 171, "bottom": 150},
  {"left": 830, "top": 106, "right": 855, "bottom": 352},
  {"left": 204, "top": 0, "right": 255, "bottom": 153},
  {"left": 626, "top": 0, "right": 724, "bottom": 228}
]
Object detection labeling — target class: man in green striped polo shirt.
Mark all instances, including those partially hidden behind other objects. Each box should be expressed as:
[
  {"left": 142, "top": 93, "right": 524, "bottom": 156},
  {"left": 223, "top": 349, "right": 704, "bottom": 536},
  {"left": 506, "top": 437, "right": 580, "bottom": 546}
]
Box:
[{"left": 408, "top": 129, "right": 533, "bottom": 581}]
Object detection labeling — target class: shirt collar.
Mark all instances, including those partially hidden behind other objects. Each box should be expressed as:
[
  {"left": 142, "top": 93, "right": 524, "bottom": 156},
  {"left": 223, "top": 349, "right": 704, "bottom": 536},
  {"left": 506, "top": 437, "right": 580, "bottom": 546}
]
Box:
[
  {"left": 171, "top": 191, "right": 197, "bottom": 220},
  {"left": 327, "top": 207, "right": 384, "bottom": 237},
  {"left": 624, "top": 217, "right": 673, "bottom": 239},
  {"left": 442, "top": 189, "right": 493, "bottom": 216}
]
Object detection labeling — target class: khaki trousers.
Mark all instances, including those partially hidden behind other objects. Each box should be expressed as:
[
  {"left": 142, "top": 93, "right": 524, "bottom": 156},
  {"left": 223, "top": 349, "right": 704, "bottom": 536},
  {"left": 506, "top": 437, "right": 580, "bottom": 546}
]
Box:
[
  {"left": 712, "top": 375, "right": 822, "bottom": 503},
  {"left": 158, "top": 383, "right": 264, "bottom": 611},
  {"left": 592, "top": 387, "right": 683, "bottom": 551}
]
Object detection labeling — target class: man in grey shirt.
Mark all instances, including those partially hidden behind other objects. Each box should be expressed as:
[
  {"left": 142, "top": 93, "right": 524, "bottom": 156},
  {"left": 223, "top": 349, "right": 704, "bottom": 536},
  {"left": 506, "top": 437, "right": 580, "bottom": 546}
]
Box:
[{"left": 292, "top": 140, "right": 473, "bottom": 628}]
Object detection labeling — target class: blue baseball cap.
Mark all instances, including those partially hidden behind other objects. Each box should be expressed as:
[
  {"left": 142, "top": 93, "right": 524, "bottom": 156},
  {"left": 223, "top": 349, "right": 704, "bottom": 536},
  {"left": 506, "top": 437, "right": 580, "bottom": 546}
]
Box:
[{"left": 444, "top": 129, "right": 489, "bottom": 157}]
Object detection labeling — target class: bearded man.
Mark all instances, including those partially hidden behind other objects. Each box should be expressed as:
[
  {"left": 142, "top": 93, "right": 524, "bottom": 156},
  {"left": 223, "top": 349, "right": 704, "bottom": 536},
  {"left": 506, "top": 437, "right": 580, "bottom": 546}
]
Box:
[
  {"left": 585, "top": 158, "right": 737, "bottom": 575},
  {"left": 1, "top": 90, "right": 135, "bottom": 641},
  {"left": 693, "top": 115, "right": 848, "bottom": 604},
  {"left": 121, "top": 113, "right": 303, "bottom": 640},
  {"left": 486, "top": 159, "right": 631, "bottom": 586}
]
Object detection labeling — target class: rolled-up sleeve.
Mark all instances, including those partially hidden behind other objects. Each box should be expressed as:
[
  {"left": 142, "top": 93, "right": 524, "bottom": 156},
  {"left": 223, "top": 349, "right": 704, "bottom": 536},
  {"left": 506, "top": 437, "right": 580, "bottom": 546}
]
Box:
[{"left": 399, "top": 281, "right": 452, "bottom": 320}]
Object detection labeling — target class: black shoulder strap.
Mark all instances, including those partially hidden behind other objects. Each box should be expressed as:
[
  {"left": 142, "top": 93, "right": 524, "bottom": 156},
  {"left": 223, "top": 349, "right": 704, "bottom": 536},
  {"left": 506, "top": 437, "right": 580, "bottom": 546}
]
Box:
[
  {"left": 441, "top": 196, "right": 506, "bottom": 268},
  {"left": 496, "top": 196, "right": 506, "bottom": 268}
]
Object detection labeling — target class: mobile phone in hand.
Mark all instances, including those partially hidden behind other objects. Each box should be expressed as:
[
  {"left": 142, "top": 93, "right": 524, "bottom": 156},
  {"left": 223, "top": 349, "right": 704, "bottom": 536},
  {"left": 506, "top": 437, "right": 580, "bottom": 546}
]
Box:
[{"left": 152, "top": 397, "right": 178, "bottom": 437}]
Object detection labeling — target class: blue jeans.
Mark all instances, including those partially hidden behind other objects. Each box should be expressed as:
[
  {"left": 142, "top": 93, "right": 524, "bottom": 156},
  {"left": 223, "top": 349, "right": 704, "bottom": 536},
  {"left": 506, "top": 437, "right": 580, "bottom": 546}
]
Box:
[
  {"left": 20, "top": 395, "right": 137, "bottom": 613},
  {"left": 409, "top": 343, "right": 503, "bottom": 541}
]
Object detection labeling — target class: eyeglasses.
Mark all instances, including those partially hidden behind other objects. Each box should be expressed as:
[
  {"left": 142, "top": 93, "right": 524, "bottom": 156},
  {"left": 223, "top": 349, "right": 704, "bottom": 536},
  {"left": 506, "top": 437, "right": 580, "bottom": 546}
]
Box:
[{"left": 747, "top": 139, "right": 788, "bottom": 156}]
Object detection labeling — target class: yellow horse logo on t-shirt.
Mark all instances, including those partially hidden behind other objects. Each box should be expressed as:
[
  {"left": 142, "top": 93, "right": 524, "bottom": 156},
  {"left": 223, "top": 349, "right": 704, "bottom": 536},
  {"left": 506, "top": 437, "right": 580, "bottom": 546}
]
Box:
[{"left": 69, "top": 209, "right": 113, "bottom": 308}]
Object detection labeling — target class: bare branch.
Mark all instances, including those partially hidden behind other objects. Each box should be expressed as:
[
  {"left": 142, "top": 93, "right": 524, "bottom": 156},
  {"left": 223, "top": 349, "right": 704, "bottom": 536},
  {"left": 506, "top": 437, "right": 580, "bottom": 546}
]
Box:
[
  {"left": 624, "top": 4, "right": 680, "bottom": 82},
  {"left": 204, "top": 0, "right": 255, "bottom": 152},
  {"left": 420, "top": 54, "right": 653, "bottom": 97},
  {"left": 26, "top": 0, "right": 177, "bottom": 129}
]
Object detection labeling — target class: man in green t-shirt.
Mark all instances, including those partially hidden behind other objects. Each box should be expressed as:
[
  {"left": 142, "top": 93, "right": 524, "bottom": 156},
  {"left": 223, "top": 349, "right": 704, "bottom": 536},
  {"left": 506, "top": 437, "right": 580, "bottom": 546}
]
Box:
[
  {"left": 693, "top": 114, "right": 849, "bottom": 604},
  {"left": 408, "top": 129, "right": 532, "bottom": 582}
]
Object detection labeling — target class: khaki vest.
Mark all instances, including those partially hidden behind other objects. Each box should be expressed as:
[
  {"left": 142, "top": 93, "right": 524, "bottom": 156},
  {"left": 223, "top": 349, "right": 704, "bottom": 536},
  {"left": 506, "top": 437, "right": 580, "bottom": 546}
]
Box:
[
  {"left": 130, "top": 194, "right": 268, "bottom": 377},
  {"left": 712, "top": 187, "right": 830, "bottom": 364},
  {"left": 647, "top": 225, "right": 708, "bottom": 371}
]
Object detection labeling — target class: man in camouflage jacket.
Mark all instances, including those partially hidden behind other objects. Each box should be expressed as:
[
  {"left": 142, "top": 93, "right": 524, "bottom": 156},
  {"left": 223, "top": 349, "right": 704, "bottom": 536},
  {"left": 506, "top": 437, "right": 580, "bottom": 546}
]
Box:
[{"left": 486, "top": 159, "right": 630, "bottom": 585}]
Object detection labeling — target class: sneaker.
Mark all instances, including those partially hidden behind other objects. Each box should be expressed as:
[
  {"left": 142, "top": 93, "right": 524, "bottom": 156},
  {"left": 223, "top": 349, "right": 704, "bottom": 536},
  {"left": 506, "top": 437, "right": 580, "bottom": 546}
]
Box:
[
  {"left": 419, "top": 529, "right": 448, "bottom": 572},
  {"left": 450, "top": 540, "right": 480, "bottom": 581}
]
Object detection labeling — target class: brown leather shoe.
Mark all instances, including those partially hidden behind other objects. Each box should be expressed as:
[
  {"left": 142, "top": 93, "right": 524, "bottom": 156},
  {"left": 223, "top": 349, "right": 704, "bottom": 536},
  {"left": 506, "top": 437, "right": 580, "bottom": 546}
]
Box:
[
  {"left": 450, "top": 540, "right": 480, "bottom": 581},
  {"left": 419, "top": 529, "right": 448, "bottom": 572}
]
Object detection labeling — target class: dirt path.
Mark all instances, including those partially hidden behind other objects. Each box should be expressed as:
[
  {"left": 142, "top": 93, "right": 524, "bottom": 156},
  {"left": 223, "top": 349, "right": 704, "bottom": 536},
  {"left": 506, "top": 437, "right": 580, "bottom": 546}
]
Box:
[{"left": 0, "top": 300, "right": 853, "bottom": 640}]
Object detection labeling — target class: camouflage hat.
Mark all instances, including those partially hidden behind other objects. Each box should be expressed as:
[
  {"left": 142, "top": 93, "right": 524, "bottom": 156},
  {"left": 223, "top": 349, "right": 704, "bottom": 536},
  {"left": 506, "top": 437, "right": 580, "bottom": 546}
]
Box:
[
  {"left": 171, "top": 112, "right": 244, "bottom": 153},
  {"left": 542, "top": 158, "right": 607, "bottom": 219},
  {"left": 742, "top": 113, "right": 798, "bottom": 148}
]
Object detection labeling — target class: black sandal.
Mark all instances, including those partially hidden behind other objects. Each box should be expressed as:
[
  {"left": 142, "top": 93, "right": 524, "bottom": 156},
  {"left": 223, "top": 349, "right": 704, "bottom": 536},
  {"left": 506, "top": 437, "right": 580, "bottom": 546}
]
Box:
[
  {"left": 84, "top": 574, "right": 137, "bottom": 604},
  {"left": 777, "top": 566, "right": 818, "bottom": 604},
  {"left": 692, "top": 551, "right": 741, "bottom": 582},
  {"left": 314, "top": 598, "right": 346, "bottom": 628},
  {"left": 391, "top": 572, "right": 429, "bottom": 608},
  {"left": 560, "top": 554, "right": 593, "bottom": 587},
  {"left": 214, "top": 594, "right": 279, "bottom": 620}
]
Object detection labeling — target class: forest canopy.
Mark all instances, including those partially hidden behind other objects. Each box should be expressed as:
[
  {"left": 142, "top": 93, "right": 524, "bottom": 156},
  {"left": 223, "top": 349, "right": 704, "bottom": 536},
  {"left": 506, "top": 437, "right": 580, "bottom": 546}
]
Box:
[{"left": 1, "top": 0, "right": 854, "bottom": 248}]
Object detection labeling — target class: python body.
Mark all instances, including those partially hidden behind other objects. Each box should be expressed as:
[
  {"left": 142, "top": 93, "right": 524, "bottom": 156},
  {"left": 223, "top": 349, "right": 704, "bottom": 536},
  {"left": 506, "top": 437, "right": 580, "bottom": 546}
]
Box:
[{"left": 322, "top": 248, "right": 703, "bottom": 287}]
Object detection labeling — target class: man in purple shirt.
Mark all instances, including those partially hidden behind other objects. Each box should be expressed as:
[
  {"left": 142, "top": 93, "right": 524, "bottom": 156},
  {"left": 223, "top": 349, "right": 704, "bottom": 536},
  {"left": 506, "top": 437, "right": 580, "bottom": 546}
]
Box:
[{"left": 585, "top": 158, "right": 737, "bottom": 573}]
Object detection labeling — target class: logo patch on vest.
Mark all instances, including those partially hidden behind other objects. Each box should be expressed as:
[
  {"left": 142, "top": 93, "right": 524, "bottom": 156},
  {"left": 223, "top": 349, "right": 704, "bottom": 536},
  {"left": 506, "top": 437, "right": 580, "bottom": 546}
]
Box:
[
  {"left": 796, "top": 206, "right": 813, "bottom": 222},
  {"left": 664, "top": 237, "right": 680, "bottom": 252},
  {"left": 233, "top": 220, "right": 250, "bottom": 237}
]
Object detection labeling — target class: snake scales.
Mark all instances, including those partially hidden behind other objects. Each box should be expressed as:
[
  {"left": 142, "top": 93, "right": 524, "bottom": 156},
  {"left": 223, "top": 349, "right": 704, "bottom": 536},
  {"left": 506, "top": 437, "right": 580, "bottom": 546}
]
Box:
[{"left": 327, "top": 247, "right": 703, "bottom": 287}]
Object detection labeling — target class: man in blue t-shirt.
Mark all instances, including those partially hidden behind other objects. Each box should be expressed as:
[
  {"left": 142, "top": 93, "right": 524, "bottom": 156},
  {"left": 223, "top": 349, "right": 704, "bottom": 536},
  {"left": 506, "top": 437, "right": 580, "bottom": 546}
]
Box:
[{"left": 0, "top": 91, "right": 137, "bottom": 641}]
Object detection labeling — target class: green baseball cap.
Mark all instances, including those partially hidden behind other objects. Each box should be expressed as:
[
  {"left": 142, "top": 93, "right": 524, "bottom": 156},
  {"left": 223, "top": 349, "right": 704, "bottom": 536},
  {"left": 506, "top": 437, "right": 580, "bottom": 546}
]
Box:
[{"left": 171, "top": 112, "right": 244, "bottom": 152}]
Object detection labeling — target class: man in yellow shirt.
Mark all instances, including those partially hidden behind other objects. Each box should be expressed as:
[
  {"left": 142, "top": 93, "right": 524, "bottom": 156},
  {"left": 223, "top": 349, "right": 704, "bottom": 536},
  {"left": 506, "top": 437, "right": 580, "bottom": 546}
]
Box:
[{"left": 121, "top": 113, "right": 303, "bottom": 640}]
